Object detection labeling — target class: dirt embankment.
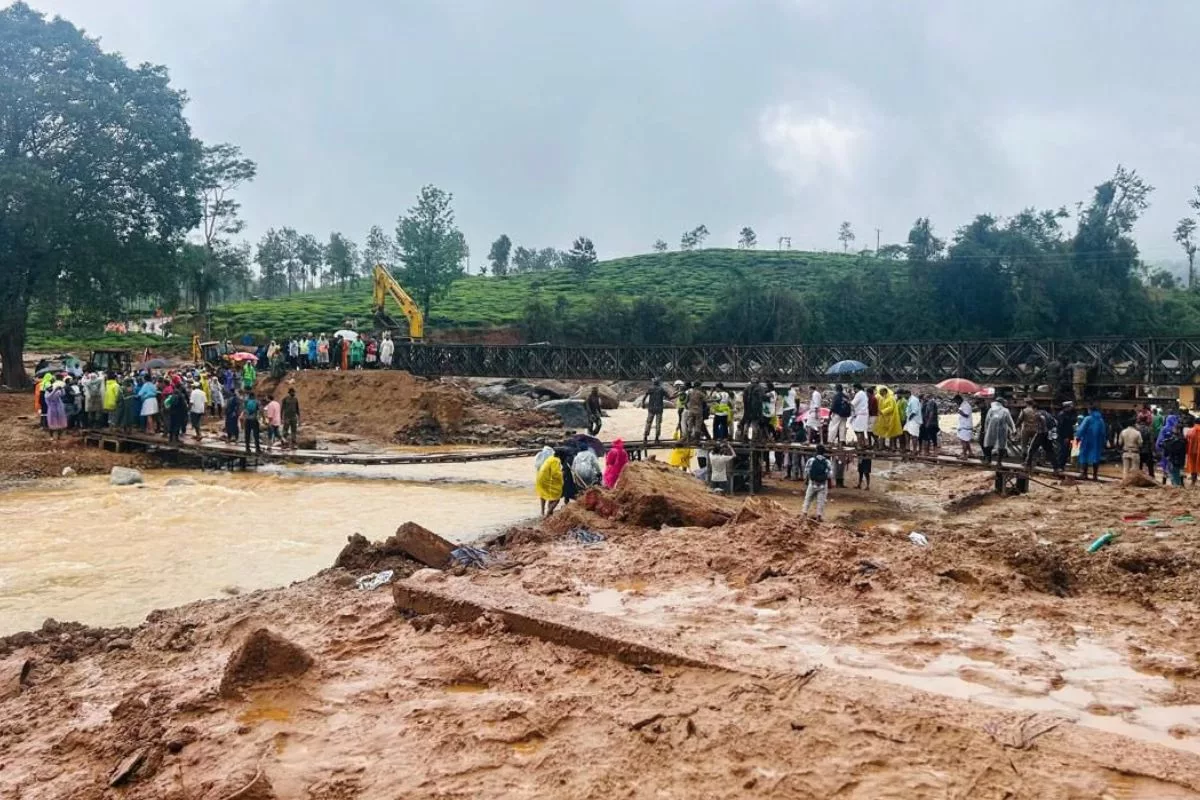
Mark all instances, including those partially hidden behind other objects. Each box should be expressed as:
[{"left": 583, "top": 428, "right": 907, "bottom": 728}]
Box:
[
  {"left": 257, "top": 370, "right": 560, "bottom": 447},
  {"left": 9, "top": 462, "right": 1200, "bottom": 796},
  {"left": 0, "top": 392, "right": 148, "bottom": 484}
]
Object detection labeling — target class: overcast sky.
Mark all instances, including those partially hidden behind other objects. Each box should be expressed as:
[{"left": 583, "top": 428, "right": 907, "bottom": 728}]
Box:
[{"left": 17, "top": 0, "right": 1200, "bottom": 267}]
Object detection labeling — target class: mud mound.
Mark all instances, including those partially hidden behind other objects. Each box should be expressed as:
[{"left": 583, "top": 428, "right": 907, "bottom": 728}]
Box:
[
  {"left": 219, "top": 628, "right": 313, "bottom": 697},
  {"left": 332, "top": 532, "right": 424, "bottom": 576},
  {"left": 259, "top": 370, "right": 557, "bottom": 446},
  {"left": 599, "top": 461, "right": 736, "bottom": 529},
  {"left": 1121, "top": 471, "right": 1159, "bottom": 488},
  {"left": 0, "top": 617, "right": 135, "bottom": 661}
]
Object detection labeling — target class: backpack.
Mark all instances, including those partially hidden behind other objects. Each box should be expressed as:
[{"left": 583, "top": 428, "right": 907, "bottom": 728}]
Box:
[
  {"left": 833, "top": 393, "right": 852, "bottom": 418},
  {"left": 808, "top": 455, "right": 830, "bottom": 484}
]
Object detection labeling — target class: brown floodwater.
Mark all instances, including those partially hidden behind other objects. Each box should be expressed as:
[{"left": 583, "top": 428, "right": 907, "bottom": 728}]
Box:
[{"left": 0, "top": 470, "right": 535, "bottom": 634}]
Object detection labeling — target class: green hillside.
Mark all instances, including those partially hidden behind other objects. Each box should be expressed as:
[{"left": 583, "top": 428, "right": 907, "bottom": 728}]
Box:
[{"left": 207, "top": 249, "right": 884, "bottom": 339}]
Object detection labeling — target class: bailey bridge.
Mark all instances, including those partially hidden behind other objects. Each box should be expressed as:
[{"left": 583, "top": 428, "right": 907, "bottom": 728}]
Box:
[{"left": 392, "top": 337, "right": 1200, "bottom": 388}]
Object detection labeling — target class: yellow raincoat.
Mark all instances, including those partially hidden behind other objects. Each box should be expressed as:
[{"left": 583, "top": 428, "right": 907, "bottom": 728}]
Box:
[
  {"left": 535, "top": 455, "right": 564, "bottom": 501},
  {"left": 873, "top": 386, "right": 902, "bottom": 440},
  {"left": 668, "top": 430, "right": 694, "bottom": 470}
]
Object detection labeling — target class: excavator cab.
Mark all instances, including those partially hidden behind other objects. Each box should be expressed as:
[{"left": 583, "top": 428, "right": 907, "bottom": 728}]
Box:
[{"left": 371, "top": 264, "right": 424, "bottom": 340}]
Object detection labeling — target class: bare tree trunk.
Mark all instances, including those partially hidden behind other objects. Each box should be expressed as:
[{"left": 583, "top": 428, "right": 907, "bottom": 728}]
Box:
[{"left": 0, "top": 307, "right": 29, "bottom": 389}]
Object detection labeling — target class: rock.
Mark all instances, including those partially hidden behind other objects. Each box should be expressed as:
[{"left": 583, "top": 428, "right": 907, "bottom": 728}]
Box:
[
  {"left": 219, "top": 629, "right": 313, "bottom": 698},
  {"left": 164, "top": 477, "right": 196, "bottom": 487},
  {"left": 531, "top": 380, "right": 576, "bottom": 400},
  {"left": 0, "top": 657, "right": 31, "bottom": 700},
  {"left": 573, "top": 384, "right": 620, "bottom": 410},
  {"left": 473, "top": 384, "right": 509, "bottom": 401},
  {"left": 296, "top": 437, "right": 318, "bottom": 450},
  {"left": 61, "top": 466, "right": 76, "bottom": 477},
  {"left": 109, "top": 466, "right": 143, "bottom": 486},
  {"left": 105, "top": 638, "right": 133, "bottom": 651},
  {"left": 535, "top": 399, "right": 590, "bottom": 429},
  {"left": 108, "top": 747, "right": 148, "bottom": 787}
]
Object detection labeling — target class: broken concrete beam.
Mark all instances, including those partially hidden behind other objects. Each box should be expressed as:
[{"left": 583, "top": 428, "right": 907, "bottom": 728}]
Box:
[
  {"left": 393, "top": 576, "right": 720, "bottom": 669},
  {"left": 392, "top": 521, "right": 456, "bottom": 569}
]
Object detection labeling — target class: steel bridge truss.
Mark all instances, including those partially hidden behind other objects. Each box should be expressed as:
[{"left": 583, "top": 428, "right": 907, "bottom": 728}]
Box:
[{"left": 394, "top": 338, "right": 1200, "bottom": 386}]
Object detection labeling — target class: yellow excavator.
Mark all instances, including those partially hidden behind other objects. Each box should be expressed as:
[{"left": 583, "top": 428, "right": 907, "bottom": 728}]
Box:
[{"left": 372, "top": 263, "right": 424, "bottom": 340}]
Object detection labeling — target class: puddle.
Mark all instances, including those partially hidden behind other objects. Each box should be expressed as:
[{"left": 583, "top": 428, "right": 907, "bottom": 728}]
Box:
[
  {"left": 238, "top": 693, "right": 297, "bottom": 725},
  {"left": 511, "top": 733, "right": 546, "bottom": 754},
  {"left": 576, "top": 582, "right": 1200, "bottom": 754},
  {"left": 444, "top": 682, "right": 490, "bottom": 694}
]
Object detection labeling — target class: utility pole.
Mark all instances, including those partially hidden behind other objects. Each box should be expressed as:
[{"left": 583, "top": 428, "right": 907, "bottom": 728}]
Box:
[{"left": 875, "top": 228, "right": 881, "bottom": 254}]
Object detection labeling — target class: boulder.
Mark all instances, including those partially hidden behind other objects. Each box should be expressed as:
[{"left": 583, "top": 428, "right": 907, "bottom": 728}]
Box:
[
  {"left": 164, "top": 477, "right": 196, "bottom": 488},
  {"left": 531, "top": 380, "right": 576, "bottom": 400},
  {"left": 109, "top": 467, "right": 143, "bottom": 486},
  {"left": 573, "top": 384, "right": 620, "bottom": 410},
  {"left": 296, "top": 437, "right": 318, "bottom": 450},
  {"left": 61, "top": 466, "right": 76, "bottom": 477},
  {"left": 391, "top": 521, "right": 457, "bottom": 569},
  {"left": 219, "top": 628, "right": 313, "bottom": 698},
  {"left": 536, "top": 399, "right": 590, "bottom": 429}
]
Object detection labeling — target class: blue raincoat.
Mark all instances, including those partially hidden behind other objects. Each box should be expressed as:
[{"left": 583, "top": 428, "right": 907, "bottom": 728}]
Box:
[{"left": 1075, "top": 409, "right": 1107, "bottom": 467}]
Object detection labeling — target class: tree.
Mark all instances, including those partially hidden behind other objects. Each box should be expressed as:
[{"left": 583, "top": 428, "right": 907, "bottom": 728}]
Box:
[
  {"left": 361, "top": 224, "right": 395, "bottom": 276},
  {"left": 653, "top": 239, "right": 669, "bottom": 252},
  {"left": 488, "top": 234, "right": 512, "bottom": 278},
  {"left": 700, "top": 279, "right": 810, "bottom": 344},
  {"left": 680, "top": 224, "right": 709, "bottom": 251},
  {"left": 1175, "top": 218, "right": 1197, "bottom": 290},
  {"left": 395, "top": 185, "right": 468, "bottom": 318},
  {"left": 0, "top": 3, "right": 202, "bottom": 387},
  {"left": 324, "top": 232, "right": 358, "bottom": 290},
  {"left": 906, "top": 218, "right": 944, "bottom": 262},
  {"left": 566, "top": 236, "right": 598, "bottom": 277},
  {"left": 876, "top": 244, "right": 906, "bottom": 260},
  {"left": 738, "top": 227, "right": 757, "bottom": 249},
  {"left": 296, "top": 233, "right": 324, "bottom": 290},
  {"left": 277, "top": 227, "right": 302, "bottom": 294},
  {"left": 255, "top": 229, "right": 288, "bottom": 298},
  {"left": 512, "top": 245, "right": 564, "bottom": 273},
  {"left": 194, "top": 143, "right": 256, "bottom": 315},
  {"left": 838, "top": 221, "right": 855, "bottom": 253}
]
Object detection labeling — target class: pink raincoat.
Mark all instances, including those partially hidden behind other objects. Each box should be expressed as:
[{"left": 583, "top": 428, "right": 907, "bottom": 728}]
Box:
[{"left": 603, "top": 439, "right": 630, "bottom": 489}]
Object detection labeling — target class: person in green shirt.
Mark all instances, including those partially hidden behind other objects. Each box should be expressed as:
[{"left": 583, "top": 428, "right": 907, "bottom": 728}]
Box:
[
  {"left": 1152, "top": 407, "right": 1165, "bottom": 442},
  {"left": 350, "top": 337, "right": 366, "bottom": 369},
  {"left": 241, "top": 360, "right": 256, "bottom": 391}
]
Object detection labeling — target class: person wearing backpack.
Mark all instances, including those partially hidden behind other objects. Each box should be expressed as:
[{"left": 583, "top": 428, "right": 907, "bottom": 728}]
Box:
[
  {"left": 829, "top": 383, "right": 852, "bottom": 447},
  {"left": 802, "top": 444, "right": 833, "bottom": 522}
]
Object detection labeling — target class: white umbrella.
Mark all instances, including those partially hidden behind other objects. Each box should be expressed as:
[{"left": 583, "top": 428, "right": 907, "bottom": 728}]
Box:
[{"left": 334, "top": 329, "right": 359, "bottom": 341}]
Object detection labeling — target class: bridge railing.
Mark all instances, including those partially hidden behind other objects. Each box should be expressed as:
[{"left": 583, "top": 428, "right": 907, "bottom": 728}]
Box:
[{"left": 394, "top": 338, "right": 1200, "bottom": 386}]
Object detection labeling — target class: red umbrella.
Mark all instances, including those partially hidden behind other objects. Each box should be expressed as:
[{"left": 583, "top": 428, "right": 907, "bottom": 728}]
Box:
[
  {"left": 937, "top": 378, "right": 981, "bottom": 394},
  {"left": 228, "top": 352, "right": 258, "bottom": 362}
]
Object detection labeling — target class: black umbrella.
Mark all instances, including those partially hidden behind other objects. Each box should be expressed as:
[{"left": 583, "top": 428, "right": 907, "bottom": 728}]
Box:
[{"left": 139, "top": 358, "right": 169, "bottom": 369}]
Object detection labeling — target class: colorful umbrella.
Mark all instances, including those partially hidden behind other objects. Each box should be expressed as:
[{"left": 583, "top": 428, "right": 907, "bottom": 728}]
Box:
[
  {"left": 228, "top": 352, "right": 258, "bottom": 362},
  {"left": 937, "top": 378, "right": 981, "bottom": 394},
  {"left": 827, "top": 360, "right": 868, "bottom": 375}
]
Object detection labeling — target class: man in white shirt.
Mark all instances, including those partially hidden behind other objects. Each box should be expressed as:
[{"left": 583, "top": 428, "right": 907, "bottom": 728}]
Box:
[
  {"left": 850, "top": 382, "right": 869, "bottom": 448},
  {"left": 806, "top": 385, "right": 823, "bottom": 443},
  {"left": 188, "top": 383, "right": 207, "bottom": 441},
  {"left": 782, "top": 384, "right": 798, "bottom": 432}
]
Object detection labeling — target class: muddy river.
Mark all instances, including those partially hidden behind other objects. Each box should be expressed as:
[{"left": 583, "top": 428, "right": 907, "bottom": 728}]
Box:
[{"left": 0, "top": 469, "right": 536, "bottom": 634}]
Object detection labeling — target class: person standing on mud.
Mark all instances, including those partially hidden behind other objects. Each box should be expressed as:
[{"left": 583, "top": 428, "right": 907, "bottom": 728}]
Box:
[
  {"left": 801, "top": 444, "right": 832, "bottom": 522},
  {"left": 641, "top": 379, "right": 667, "bottom": 445},
  {"left": 585, "top": 387, "right": 603, "bottom": 436},
  {"left": 953, "top": 395, "right": 974, "bottom": 459},
  {"left": 1118, "top": 420, "right": 1143, "bottom": 479},
  {"left": 380, "top": 332, "right": 395, "bottom": 370},
  {"left": 1016, "top": 398, "right": 1040, "bottom": 458},
  {"left": 282, "top": 387, "right": 301, "bottom": 449},
  {"left": 982, "top": 399, "right": 1015, "bottom": 465},
  {"left": 1055, "top": 401, "right": 1076, "bottom": 473},
  {"left": 242, "top": 392, "right": 263, "bottom": 455},
  {"left": 1075, "top": 406, "right": 1106, "bottom": 481},
  {"left": 188, "top": 382, "right": 207, "bottom": 441}
]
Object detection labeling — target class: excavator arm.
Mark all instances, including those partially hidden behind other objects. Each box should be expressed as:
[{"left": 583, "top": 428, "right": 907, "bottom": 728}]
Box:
[{"left": 372, "top": 263, "right": 425, "bottom": 340}]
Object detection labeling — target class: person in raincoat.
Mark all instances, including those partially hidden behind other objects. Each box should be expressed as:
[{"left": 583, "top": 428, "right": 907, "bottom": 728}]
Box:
[
  {"left": 350, "top": 337, "right": 365, "bottom": 369},
  {"left": 1186, "top": 417, "right": 1200, "bottom": 485},
  {"left": 1156, "top": 412, "right": 1179, "bottom": 483},
  {"left": 535, "top": 453, "right": 564, "bottom": 516},
  {"left": 241, "top": 359, "right": 257, "bottom": 391},
  {"left": 45, "top": 382, "right": 68, "bottom": 438},
  {"left": 572, "top": 447, "right": 603, "bottom": 488},
  {"left": 1075, "top": 406, "right": 1107, "bottom": 481},
  {"left": 667, "top": 430, "right": 693, "bottom": 471},
  {"left": 982, "top": 399, "right": 1015, "bottom": 465},
  {"left": 604, "top": 439, "right": 630, "bottom": 488},
  {"left": 872, "top": 386, "right": 902, "bottom": 449}
]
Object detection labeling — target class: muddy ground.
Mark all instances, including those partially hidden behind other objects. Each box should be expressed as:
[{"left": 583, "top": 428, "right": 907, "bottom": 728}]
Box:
[{"left": 6, "top": 459, "right": 1200, "bottom": 798}]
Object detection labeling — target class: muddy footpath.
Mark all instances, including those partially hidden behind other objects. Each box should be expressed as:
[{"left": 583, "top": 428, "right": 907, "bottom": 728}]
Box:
[{"left": 6, "top": 455, "right": 1200, "bottom": 798}]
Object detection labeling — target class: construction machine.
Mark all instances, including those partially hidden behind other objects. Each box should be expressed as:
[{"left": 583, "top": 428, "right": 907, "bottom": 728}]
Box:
[
  {"left": 191, "top": 334, "right": 225, "bottom": 367},
  {"left": 371, "top": 264, "right": 424, "bottom": 340},
  {"left": 88, "top": 349, "right": 131, "bottom": 374}
]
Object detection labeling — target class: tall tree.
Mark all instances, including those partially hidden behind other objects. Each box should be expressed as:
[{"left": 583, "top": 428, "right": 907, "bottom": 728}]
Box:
[
  {"left": 255, "top": 229, "right": 288, "bottom": 299},
  {"left": 906, "top": 218, "right": 944, "bottom": 262},
  {"left": 488, "top": 234, "right": 512, "bottom": 278},
  {"left": 838, "top": 221, "right": 855, "bottom": 252},
  {"left": 652, "top": 239, "right": 669, "bottom": 252},
  {"left": 395, "top": 185, "right": 468, "bottom": 318},
  {"left": 1174, "top": 218, "right": 1197, "bottom": 290},
  {"left": 361, "top": 224, "right": 395, "bottom": 275},
  {"left": 194, "top": 143, "right": 256, "bottom": 316},
  {"left": 324, "top": 232, "right": 359, "bottom": 290},
  {"left": 277, "top": 227, "right": 302, "bottom": 294},
  {"left": 738, "top": 227, "right": 757, "bottom": 249},
  {"left": 295, "top": 233, "right": 324, "bottom": 290},
  {"left": 566, "top": 236, "right": 598, "bottom": 277},
  {"left": 0, "top": 3, "right": 202, "bottom": 387}
]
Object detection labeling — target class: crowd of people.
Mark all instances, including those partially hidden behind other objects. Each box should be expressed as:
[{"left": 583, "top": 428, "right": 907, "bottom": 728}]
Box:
[
  {"left": 262, "top": 332, "right": 397, "bottom": 375},
  {"left": 32, "top": 359, "right": 301, "bottom": 456},
  {"left": 533, "top": 435, "right": 630, "bottom": 516}
]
